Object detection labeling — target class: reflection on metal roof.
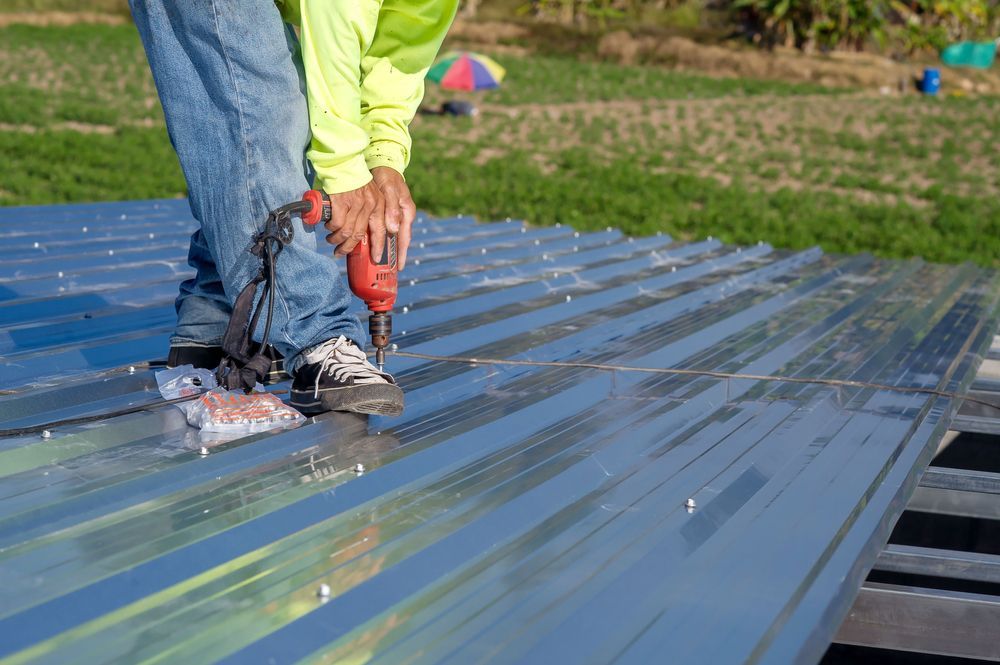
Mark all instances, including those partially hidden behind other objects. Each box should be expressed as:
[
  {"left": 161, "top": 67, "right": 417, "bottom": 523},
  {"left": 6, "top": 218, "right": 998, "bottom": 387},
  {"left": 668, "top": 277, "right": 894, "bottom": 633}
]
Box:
[{"left": 0, "top": 199, "right": 997, "bottom": 664}]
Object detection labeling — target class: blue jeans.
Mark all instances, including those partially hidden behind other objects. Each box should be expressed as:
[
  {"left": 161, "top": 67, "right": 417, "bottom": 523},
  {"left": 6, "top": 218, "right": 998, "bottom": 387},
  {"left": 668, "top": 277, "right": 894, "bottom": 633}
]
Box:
[{"left": 130, "top": 0, "right": 364, "bottom": 373}]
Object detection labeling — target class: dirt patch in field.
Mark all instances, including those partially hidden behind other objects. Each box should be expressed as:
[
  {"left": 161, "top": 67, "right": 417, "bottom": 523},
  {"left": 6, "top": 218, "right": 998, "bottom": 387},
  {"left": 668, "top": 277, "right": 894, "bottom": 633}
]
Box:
[
  {"left": 448, "top": 20, "right": 531, "bottom": 46},
  {"left": 0, "top": 120, "right": 149, "bottom": 134},
  {"left": 422, "top": 92, "right": 998, "bottom": 206},
  {"left": 597, "top": 31, "right": 1000, "bottom": 95},
  {"left": 0, "top": 12, "right": 127, "bottom": 28}
]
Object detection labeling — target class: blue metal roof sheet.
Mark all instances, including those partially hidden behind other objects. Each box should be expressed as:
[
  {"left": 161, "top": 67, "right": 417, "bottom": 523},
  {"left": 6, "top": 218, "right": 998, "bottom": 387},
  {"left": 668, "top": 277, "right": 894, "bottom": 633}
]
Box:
[{"left": 0, "top": 199, "right": 997, "bottom": 664}]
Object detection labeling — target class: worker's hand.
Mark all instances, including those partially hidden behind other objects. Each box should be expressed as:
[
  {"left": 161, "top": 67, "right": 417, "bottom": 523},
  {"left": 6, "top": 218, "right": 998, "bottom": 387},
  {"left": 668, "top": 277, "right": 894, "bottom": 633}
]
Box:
[
  {"left": 370, "top": 166, "right": 417, "bottom": 270},
  {"left": 323, "top": 180, "right": 384, "bottom": 258}
]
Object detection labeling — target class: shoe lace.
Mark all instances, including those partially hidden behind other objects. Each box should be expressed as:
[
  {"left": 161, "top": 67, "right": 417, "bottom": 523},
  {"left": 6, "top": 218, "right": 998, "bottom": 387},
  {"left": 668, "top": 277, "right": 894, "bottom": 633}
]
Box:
[{"left": 304, "top": 336, "right": 394, "bottom": 398}]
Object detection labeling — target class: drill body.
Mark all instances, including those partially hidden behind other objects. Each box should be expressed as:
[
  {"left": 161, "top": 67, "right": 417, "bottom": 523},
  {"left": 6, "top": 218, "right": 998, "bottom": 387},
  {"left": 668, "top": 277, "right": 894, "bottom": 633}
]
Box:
[{"left": 301, "top": 190, "right": 397, "bottom": 369}]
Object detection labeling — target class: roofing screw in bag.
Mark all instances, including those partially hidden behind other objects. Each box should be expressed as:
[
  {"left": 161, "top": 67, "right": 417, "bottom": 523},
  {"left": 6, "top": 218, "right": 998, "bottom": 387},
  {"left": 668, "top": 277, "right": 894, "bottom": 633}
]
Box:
[
  {"left": 185, "top": 388, "right": 305, "bottom": 434},
  {"left": 156, "top": 365, "right": 217, "bottom": 400}
]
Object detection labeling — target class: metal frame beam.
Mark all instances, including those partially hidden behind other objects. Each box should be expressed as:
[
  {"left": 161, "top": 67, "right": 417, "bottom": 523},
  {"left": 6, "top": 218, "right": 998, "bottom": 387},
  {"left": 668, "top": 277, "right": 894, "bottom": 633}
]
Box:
[
  {"left": 952, "top": 389, "right": 1000, "bottom": 434},
  {"left": 835, "top": 582, "right": 1000, "bottom": 661},
  {"left": 908, "top": 466, "right": 1000, "bottom": 520},
  {"left": 874, "top": 544, "right": 1000, "bottom": 584}
]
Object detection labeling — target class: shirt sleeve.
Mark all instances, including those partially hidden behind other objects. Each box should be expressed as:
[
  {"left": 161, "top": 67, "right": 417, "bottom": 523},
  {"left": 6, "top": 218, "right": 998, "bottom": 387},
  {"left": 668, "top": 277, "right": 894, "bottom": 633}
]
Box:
[
  {"left": 359, "top": 0, "right": 459, "bottom": 175},
  {"left": 289, "top": 0, "right": 382, "bottom": 194}
]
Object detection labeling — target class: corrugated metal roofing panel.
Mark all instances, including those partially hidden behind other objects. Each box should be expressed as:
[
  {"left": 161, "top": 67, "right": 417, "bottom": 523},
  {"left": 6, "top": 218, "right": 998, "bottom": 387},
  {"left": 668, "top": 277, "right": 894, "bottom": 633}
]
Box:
[{"left": 0, "top": 199, "right": 997, "bottom": 664}]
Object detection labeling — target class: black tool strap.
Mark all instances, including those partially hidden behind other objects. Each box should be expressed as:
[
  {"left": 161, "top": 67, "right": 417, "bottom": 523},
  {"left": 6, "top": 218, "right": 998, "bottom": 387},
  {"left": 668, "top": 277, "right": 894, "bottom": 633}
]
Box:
[{"left": 216, "top": 206, "right": 298, "bottom": 392}]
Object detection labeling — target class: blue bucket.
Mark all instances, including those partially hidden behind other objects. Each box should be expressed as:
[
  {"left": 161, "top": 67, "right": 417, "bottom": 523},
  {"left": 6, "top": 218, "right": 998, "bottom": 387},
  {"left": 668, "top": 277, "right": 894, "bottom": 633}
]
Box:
[{"left": 921, "top": 67, "right": 941, "bottom": 95}]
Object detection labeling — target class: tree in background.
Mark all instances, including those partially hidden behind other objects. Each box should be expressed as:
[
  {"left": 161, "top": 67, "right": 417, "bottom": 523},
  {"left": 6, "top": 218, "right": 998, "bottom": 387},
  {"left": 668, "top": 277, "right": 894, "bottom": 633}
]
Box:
[{"left": 733, "top": 0, "right": 1000, "bottom": 53}]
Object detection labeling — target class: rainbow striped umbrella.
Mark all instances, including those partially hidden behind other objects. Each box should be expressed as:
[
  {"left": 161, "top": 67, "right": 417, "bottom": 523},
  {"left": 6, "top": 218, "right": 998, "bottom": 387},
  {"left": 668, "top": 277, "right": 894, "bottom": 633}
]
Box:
[{"left": 426, "top": 51, "right": 506, "bottom": 91}]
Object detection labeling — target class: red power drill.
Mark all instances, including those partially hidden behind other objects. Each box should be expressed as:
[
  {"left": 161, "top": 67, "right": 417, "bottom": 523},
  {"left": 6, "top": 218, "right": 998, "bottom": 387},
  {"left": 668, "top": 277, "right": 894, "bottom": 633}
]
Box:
[{"left": 301, "top": 189, "right": 397, "bottom": 371}]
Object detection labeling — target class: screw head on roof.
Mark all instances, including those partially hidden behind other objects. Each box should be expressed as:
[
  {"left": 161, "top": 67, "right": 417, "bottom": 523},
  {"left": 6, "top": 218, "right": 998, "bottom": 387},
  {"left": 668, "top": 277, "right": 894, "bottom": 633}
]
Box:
[
  {"left": 120, "top": 214, "right": 127, "bottom": 220},
  {"left": 671, "top": 266, "right": 677, "bottom": 273},
  {"left": 605, "top": 227, "right": 612, "bottom": 232},
  {"left": 400, "top": 330, "right": 407, "bottom": 335},
  {"left": 128, "top": 366, "right": 136, "bottom": 375},
  {"left": 481, "top": 248, "right": 487, "bottom": 254},
  {"left": 565, "top": 295, "right": 572, "bottom": 302},
  {"left": 542, "top": 253, "right": 549, "bottom": 260},
  {"left": 33, "top": 241, "right": 39, "bottom": 248},
  {"left": 418, "top": 242, "right": 425, "bottom": 249},
  {"left": 574, "top": 232, "right": 580, "bottom": 238},
  {"left": 82, "top": 226, "right": 88, "bottom": 232},
  {"left": 108, "top": 250, "right": 114, "bottom": 256},
  {"left": 390, "top": 343, "right": 398, "bottom": 351},
  {"left": 657, "top": 231, "right": 663, "bottom": 237},
  {"left": 520, "top": 227, "right": 526, "bottom": 233},
  {"left": 413, "top": 259, "right": 420, "bottom": 266},
  {"left": 736, "top": 247, "right": 742, "bottom": 254},
  {"left": 556, "top": 223, "right": 562, "bottom": 228},
  {"left": 353, "top": 463, "right": 365, "bottom": 475},
  {"left": 402, "top": 306, "right": 409, "bottom": 313},
  {"left": 199, "top": 446, "right": 209, "bottom": 456},
  {"left": 41, "top": 430, "right": 52, "bottom": 439},
  {"left": 553, "top": 272, "right": 559, "bottom": 278},
  {"left": 628, "top": 237, "right": 634, "bottom": 243},
  {"left": 685, "top": 498, "right": 697, "bottom": 512},
  {"left": 505, "top": 217, "right": 512, "bottom": 222},
  {"left": 57, "top": 271, "right": 64, "bottom": 278},
  {"left": 534, "top": 239, "right": 540, "bottom": 246},
  {"left": 758, "top": 240, "right": 764, "bottom": 246},
  {"left": 457, "top": 214, "right": 464, "bottom": 219},
  {"left": 573, "top": 246, "right": 579, "bottom": 252},
  {"left": 317, "top": 583, "right": 331, "bottom": 598},
  {"left": 149, "top": 233, "right": 155, "bottom": 239},
  {"left": 409, "top": 279, "right": 417, "bottom": 286},
  {"left": 707, "top": 235, "right": 713, "bottom": 241}
]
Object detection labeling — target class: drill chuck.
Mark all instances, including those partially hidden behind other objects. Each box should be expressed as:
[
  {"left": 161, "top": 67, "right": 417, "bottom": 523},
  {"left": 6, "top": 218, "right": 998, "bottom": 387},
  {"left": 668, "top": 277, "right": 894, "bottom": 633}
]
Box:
[{"left": 370, "top": 311, "right": 392, "bottom": 369}]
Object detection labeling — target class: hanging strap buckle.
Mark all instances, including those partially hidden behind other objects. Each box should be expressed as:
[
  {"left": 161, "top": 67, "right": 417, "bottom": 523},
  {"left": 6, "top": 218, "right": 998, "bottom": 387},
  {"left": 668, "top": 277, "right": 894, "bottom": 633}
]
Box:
[{"left": 215, "top": 208, "right": 296, "bottom": 392}]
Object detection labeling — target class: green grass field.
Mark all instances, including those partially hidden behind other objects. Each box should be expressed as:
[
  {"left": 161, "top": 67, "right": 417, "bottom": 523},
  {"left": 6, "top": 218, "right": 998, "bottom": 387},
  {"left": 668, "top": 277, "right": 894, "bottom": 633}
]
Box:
[{"left": 1, "top": 22, "right": 998, "bottom": 266}]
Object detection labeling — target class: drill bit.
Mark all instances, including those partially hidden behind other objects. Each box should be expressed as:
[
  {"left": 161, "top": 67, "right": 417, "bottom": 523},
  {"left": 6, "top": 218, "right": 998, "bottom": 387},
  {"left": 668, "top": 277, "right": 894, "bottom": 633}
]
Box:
[{"left": 375, "top": 346, "right": 386, "bottom": 372}]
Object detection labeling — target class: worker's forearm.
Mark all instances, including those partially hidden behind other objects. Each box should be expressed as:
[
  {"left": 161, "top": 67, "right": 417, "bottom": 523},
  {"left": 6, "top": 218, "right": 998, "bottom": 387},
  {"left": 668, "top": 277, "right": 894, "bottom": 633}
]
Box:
[
  {"left": 295, "top": 0, "right": 380, "bottom": 193},
  {"left": 360, "top": 0, "right": 460, "bottom": 174}
]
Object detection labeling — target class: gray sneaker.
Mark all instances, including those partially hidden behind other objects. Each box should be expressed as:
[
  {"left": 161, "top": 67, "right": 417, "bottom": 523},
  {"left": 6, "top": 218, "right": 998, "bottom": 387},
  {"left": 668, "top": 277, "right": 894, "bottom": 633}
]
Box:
[{"left": 290, "top": 336, "right": 404, "bottom": 417}]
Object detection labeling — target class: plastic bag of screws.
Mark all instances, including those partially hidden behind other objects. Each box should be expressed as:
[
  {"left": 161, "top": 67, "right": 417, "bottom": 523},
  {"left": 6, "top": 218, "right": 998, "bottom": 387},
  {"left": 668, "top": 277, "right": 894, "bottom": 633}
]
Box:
[{"left": 183, "top": 388, "right": 305, "bottom": 434}]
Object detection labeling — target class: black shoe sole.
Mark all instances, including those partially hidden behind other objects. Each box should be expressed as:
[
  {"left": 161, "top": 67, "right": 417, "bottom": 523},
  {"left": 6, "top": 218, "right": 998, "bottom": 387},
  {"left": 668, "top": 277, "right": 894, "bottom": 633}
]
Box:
[{"left": 290, "top": 383, "right": 404, "bottom": 417}]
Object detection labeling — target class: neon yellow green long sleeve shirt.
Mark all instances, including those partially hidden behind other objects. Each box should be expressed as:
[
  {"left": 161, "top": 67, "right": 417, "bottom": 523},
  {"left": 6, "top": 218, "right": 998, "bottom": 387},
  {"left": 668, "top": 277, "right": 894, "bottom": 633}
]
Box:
[{"left": 276, "top": 0, "right": 458, "bottom": 194}]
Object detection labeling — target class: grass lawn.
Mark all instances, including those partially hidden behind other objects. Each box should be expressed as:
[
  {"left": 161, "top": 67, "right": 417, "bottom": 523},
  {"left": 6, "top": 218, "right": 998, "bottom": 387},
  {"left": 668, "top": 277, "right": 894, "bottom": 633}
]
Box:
[{"left": 1, "top": 22, "right": 998, "bottom": 266}]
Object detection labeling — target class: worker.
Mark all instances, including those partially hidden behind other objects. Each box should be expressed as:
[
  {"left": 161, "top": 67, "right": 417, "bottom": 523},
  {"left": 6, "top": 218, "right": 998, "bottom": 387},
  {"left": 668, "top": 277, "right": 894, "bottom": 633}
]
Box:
[{"left": 128, "top": 0, "right": 458, "bottom": 416}]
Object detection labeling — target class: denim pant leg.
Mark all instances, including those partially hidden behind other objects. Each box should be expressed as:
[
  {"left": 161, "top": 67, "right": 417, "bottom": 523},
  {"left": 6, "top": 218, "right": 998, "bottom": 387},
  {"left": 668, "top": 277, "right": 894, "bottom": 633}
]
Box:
[
  {"left": 129, "top": 0, "right": 364, "bottom": 371},
  {"left": 171, "top": 228, "right": 232, "bottom": 347}
]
